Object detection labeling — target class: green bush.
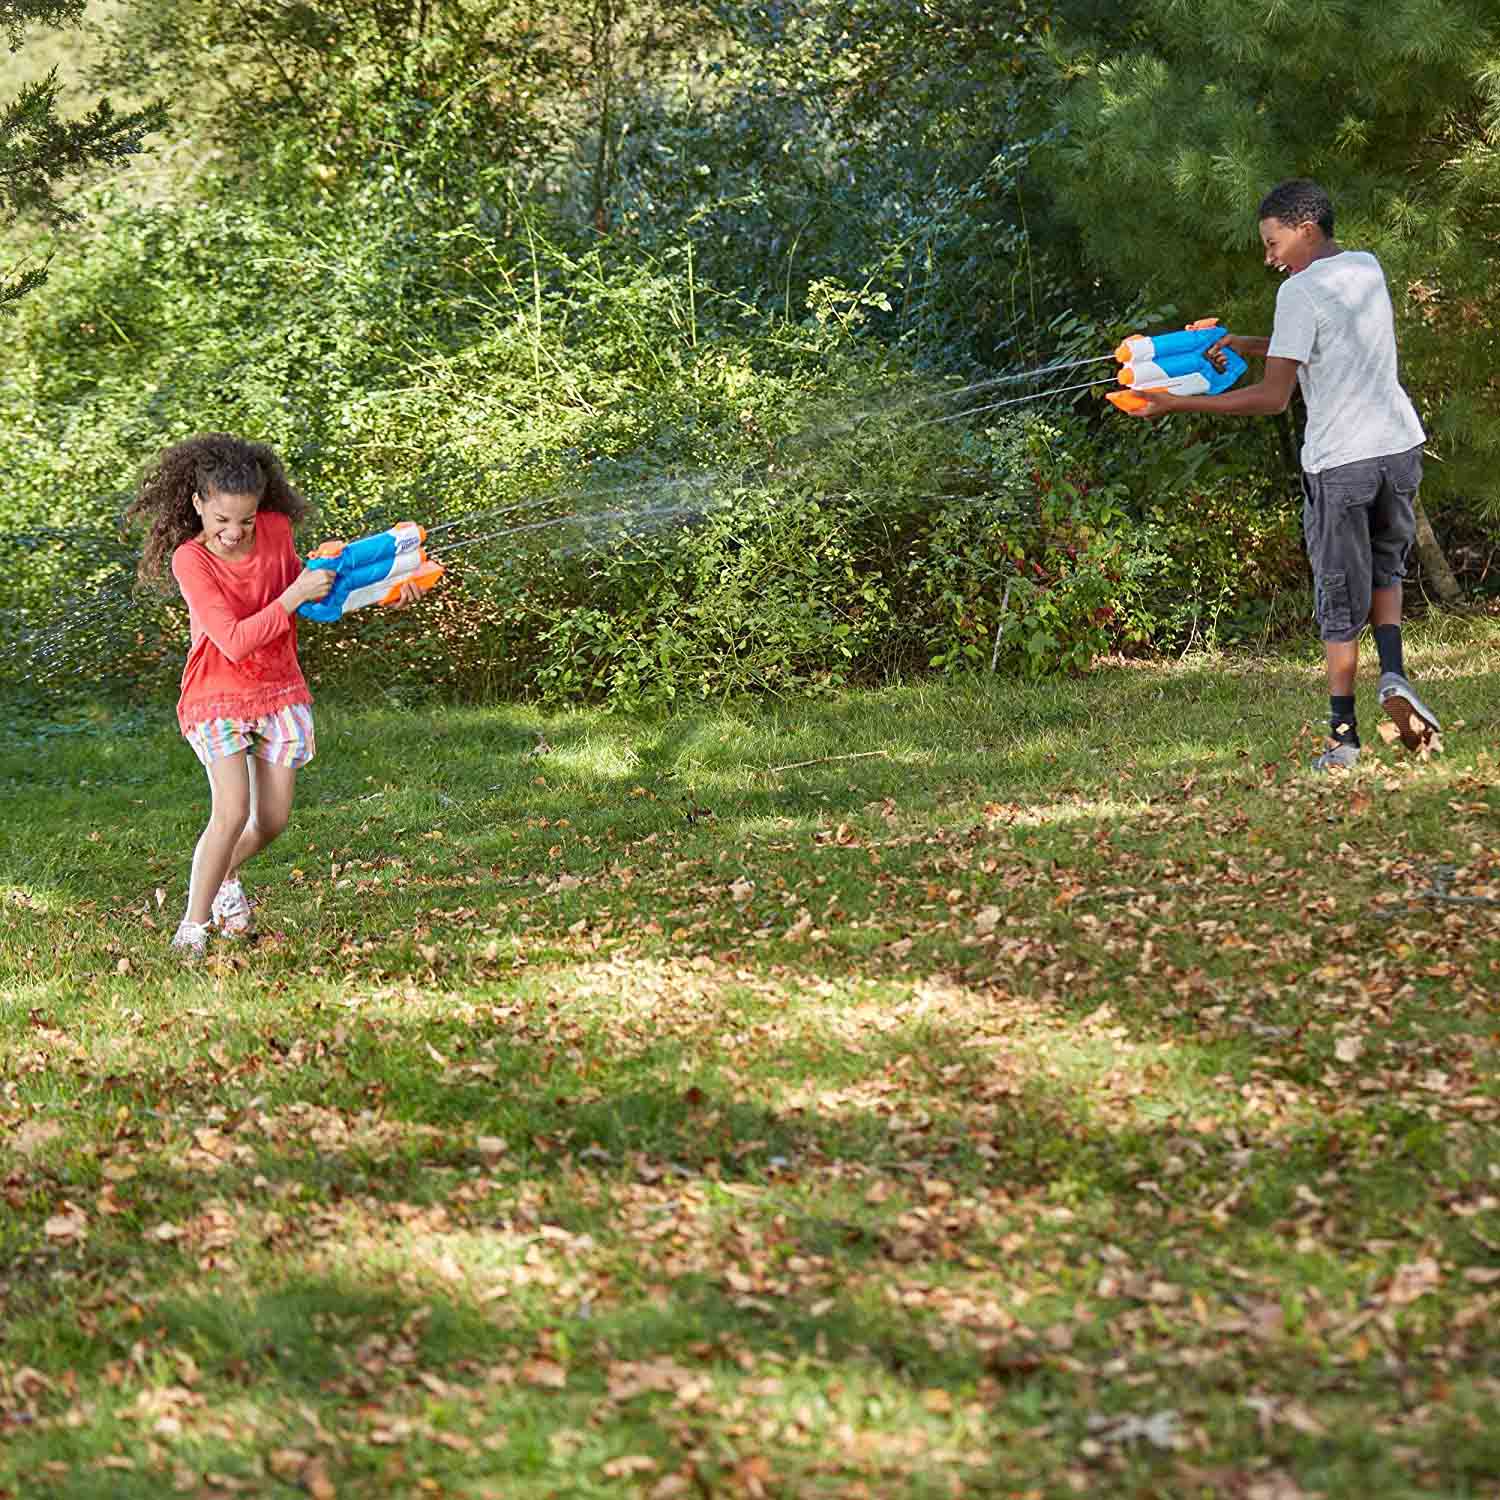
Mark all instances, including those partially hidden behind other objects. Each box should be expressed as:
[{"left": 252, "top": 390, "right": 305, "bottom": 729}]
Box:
[{"left": 0, "top": 102, "right": 1311, "bottom": 713}]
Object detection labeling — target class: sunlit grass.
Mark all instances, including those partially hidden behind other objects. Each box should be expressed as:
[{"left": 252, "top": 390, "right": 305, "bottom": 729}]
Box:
[{"left": 2, "top": 625, "right": 1498, "bottom": 1495}]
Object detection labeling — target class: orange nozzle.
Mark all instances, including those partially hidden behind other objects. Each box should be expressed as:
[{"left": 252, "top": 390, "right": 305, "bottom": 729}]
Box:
[
  {"left": 1113, "top": 339, "right": 1139, "bottom": 363},
  {"left": 1118, "top": 368, "right": 1138, "bottom": 386}
]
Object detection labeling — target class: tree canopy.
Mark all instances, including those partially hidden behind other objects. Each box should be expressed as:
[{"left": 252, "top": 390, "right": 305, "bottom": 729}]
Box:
[
  {"left": 1, "top": 0, "right": 163, "bottom": 309},
  {"left": 1035, "top": 0, "right": 1500, "bottom": 507}
]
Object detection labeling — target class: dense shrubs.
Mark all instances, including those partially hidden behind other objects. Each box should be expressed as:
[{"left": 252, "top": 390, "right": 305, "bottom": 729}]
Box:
[{"left": 0, "top": 21, "right": 1310, "bottom": 712}]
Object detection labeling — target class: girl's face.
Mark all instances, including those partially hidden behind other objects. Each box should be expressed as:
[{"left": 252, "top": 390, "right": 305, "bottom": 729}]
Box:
[{"left": 193, "top": 490, "right": 261, "bottom": 558}]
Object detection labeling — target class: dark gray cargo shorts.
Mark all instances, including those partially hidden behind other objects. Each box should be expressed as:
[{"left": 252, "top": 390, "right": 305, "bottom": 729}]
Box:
[{"left": 1301, "top": 444, "right": 1422, "bottom": 644}]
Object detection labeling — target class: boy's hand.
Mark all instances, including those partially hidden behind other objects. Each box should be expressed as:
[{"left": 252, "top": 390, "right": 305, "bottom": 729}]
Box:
[
  {"left": 1121, "top": 389, "right": 1180, "bottom": 419},
  {"left": 1204, "top": 334, "right": 1244, "bottom": 372},
  {"left": 1204, "top": 332, "right": 1270, "bottom": 369}
]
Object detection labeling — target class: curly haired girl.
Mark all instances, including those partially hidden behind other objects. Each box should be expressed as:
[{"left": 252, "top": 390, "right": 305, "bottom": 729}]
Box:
[{"left": 128, "top": 434, "right": 417, "bottom": 959}]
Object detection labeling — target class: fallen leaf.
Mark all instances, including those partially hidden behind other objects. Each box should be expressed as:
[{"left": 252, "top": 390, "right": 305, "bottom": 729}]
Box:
[
  {"left": 521, "top": 1358, "right": 567, "bottom": 1389},
  {"left": 9, "top": 1119, "right": 63, "bottom": 1157},
  {"left": 300, "top": 1457, "right": 336, "bottom": 1499},
  {"left": 1386, "top": 1257, "right": 1441, "bottom": 1306},
  {"left": 44, "top": 1207, "right": 88, "bottom": 1244},
  {"left": 1334, "top": 1035, "right": 1363, "bottom": 1064},
  {"left": 1086, "top": 1409, "right": 1180, "bottom": 1450},
  {"left": 268, "top": 1449, "right": 310, "bottom": 1481},
  {"left": 602, "top": 1455, "right": 659, "bottom": 1478}
]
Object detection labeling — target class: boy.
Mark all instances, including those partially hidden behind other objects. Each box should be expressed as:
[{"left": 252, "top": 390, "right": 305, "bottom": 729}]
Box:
[{"left": 1125, "top": 178, "right": 1440, "bottom": 771}]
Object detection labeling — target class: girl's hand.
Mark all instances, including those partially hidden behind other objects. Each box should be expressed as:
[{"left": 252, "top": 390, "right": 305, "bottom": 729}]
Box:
[
  {"left": 282, "top": 566, "right": 336, "bottom": 612},
  {"left": 383, "top": 581, "right": 424, "bottom": 610}
]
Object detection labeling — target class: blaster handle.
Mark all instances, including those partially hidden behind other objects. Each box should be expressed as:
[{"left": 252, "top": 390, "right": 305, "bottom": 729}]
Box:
[
  {"left": 1106, "top": 390, "right": 1152, "bottom": 414},
  {"left": 373, "top": 559, "right": 445, "bottom": 606}
]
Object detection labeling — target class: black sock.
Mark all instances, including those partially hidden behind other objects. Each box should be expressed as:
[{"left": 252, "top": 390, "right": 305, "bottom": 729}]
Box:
[
  {"left": 1373, "top": 623, "right": 1405, "bottom": 678},
  {"left": 1330, "top": 695, "right": 1359, "bottom": 746}
]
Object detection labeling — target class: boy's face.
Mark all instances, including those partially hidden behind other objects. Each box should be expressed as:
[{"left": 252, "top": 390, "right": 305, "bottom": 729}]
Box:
[{"left": 1259, "top": 215, "right": 1324, "bottom": 276}]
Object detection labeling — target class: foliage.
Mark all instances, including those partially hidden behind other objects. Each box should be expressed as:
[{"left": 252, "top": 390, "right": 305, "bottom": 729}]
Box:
[
  {"left": 0, "top": 0, "right": 163, "bottom": 308},
  {"left": 614, "top": 0, "right": 1065, "bottom": 368},
  {"left": 89, "top": 0, "right": 718, "bottom": 222},
  {"left": 0, "top": 127, "right": 1314, "bottom": 712},
  {"left": 1035, "top": 0, "right": 1500, "bottom": 515},
  {"left": 6, "top": 0, "right": 1491, "bottom": 712}
]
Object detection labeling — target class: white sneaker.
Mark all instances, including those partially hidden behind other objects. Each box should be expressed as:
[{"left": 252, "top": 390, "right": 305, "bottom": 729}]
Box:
[
  {"left": 1312, "top": 740, "right": 1360, "bottom": 773},
  {"left": 211, "top": 878, "right": 256, "bottom": 939},
  {"left": 171, "top": 919, "right": 212, "bottom": 961}
]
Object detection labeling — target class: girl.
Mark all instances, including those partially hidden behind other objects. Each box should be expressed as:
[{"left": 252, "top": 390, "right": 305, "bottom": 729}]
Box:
[{"left": 128, "top": 434, "right": 419, "bottom": 959}]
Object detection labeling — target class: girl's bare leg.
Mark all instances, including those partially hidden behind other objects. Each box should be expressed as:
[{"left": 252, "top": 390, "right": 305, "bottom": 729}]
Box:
[
  {"left": 223, "top": 758, "right": 298, "bottom": 880},
  {"left": 184, "top": 752, "right": 252, "bottom": 925}
]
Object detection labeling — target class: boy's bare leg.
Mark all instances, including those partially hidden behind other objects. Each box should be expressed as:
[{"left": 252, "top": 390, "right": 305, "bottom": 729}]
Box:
[
  {"left": 1325, "top": 640, "right": 1358, "bottom": 699},
  {"left": 1369, "top": 583, "right": 1401, "bottom": 629},
  {"left": 1324, "top": 585, "right": 1401, "bottom": 701}
]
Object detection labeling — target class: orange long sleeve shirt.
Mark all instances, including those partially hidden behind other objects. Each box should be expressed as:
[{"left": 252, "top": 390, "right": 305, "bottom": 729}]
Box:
[{"left": 170, "top": 510, "right": 313, "bottom": 731}]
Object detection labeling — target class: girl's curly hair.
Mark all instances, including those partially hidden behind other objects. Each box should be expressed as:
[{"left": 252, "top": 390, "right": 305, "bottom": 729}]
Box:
[{"left": 126, "top": 433, "right": 309, "bottom": 591}]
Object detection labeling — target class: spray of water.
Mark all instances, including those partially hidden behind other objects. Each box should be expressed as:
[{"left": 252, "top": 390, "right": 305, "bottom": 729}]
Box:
[
  {"left": 781, "top": 351, "right": 1113, "bottom": 450},
  {"left": 2, "top": 350, "right": 1104, "bottom": 690}
]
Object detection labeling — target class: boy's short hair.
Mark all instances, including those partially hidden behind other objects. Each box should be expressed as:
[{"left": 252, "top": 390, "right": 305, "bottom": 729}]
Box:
[{"left": 1258, "top": 178, "right": 1334, "bottom": 237}]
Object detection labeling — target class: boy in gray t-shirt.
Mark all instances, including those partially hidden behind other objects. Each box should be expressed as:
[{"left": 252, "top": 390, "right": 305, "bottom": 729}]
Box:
[{"left": 1123, "top": 178, "right": 1441, "bottom": 772}]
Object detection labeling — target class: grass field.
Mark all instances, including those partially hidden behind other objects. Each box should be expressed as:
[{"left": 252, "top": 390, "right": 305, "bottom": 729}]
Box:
[{"left": 2, "top": 615, "right": 1498, "bottom": 1498}]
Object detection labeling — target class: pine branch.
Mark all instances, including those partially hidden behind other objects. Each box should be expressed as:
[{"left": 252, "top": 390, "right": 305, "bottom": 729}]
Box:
[
  {"left": 0, "top": 75, "right": 165, "bottom": 226},
  {"left": 1, "top": 1, "right": 84, "bottom": 50}
]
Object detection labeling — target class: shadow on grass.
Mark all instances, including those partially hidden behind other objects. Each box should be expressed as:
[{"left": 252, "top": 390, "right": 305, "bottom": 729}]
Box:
[
  {"left": 4, "top": 919, "right": 1499, "bottom": 1495},
  {"left": 7, "top": 1016, "right": 1496, "bottom": 1497},
  {"left": 3, "top": 650, "right": 1499, "bottom": 1491}
]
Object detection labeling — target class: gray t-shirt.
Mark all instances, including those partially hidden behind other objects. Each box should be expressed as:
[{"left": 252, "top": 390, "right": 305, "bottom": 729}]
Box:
[{"left": 1266, "top": 250, "right": 1425, "bottom": 474}]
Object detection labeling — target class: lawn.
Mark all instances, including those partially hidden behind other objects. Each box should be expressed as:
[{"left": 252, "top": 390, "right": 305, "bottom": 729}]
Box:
[{"left": 2, "top": 614, "right": 1498, "bottom": 1499}]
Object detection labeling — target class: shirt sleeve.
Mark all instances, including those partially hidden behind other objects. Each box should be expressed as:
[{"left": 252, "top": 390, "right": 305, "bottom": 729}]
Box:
[
  {"left": 171, "top": 545, "right": 293, "bottom": 663},
  {"left": 1267, "top": 279, "right": 1315, "bottom": 365}
]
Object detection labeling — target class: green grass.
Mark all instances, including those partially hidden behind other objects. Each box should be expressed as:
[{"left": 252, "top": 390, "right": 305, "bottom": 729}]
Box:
[{"left": 3, "top": 617, "right": 1499, "bottom": 1498}]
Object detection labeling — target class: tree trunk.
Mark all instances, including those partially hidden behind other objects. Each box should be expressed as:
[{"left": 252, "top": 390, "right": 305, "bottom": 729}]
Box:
[{"left": 1411, "top": 497, "right": 1462, "bottom": 603}]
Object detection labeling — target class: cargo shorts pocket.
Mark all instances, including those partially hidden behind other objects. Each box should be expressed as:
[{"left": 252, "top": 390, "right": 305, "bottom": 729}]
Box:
[{"left": 1314, "top": 571, "right": 1352, "bottom": 637}]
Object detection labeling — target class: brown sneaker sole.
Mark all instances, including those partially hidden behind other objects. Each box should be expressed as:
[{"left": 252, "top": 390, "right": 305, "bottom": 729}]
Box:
[{"left": 1381, "top": 693, "right": 1438, "bottom": 752}]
